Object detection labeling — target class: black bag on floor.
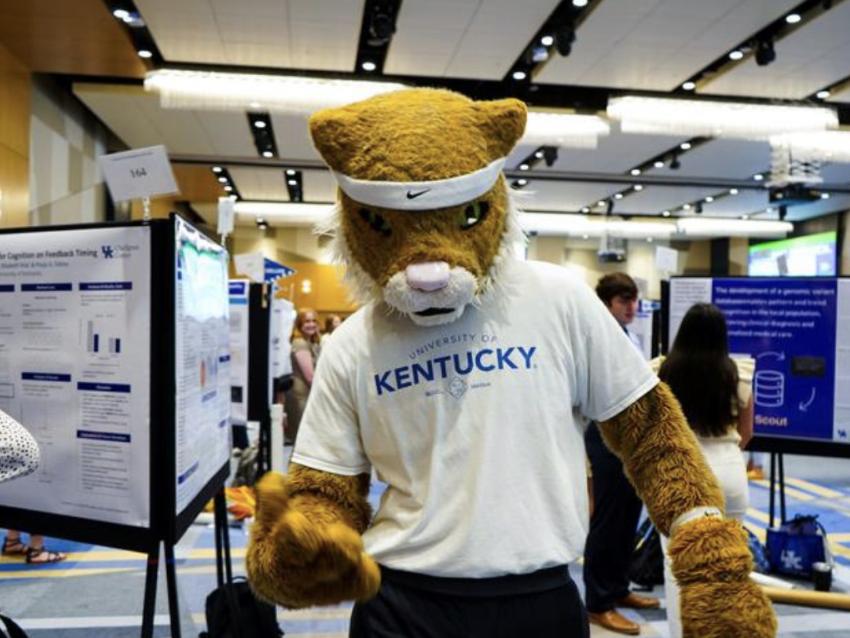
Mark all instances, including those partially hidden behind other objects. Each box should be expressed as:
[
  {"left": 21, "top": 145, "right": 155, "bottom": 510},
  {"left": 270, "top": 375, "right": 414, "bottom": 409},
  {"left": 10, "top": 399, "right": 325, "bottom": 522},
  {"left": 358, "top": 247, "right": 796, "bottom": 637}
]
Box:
[
  {"left": 200, "top": 577, "right": 283, "bottom": 638},
  {"left": 0, "top": 614, "right": 29, "bottom": 638},
  {"left": 629, "top": 518, "right": 664, "bottom": 588}
]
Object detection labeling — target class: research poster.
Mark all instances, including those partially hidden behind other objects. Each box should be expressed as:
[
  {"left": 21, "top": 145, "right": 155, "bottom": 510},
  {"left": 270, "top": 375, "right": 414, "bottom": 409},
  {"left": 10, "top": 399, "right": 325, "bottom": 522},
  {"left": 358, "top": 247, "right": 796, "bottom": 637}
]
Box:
[
  {"left": 174, "top": 218, "right": 231, "bottom": 514},
  {"left": 229, "top": 280, "right": 249, "bottom": 426},
  {"left": 270, "top": 292, "right": 295, "bottom": 382},
  {"left": 670, "top": 277, "right": 850, "bottom": 444},
  {"left": 0, "top": 227, "right": 151, "bottom": 527}
]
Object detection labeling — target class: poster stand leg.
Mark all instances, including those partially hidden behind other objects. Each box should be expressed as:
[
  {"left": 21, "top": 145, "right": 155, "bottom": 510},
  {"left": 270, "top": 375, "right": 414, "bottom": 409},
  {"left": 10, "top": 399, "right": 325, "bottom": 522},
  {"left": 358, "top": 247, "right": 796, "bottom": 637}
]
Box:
[
  {"left": 768, "top": 452, "right": 788, "bottom": 529},
  {"left": 164, "top": 543, "right": 182, "bottom": 638},
  {"left": 214, "top": 489, "right": 234, "bottom": 584},
  {"left": 778, "top": 453, "right": 786, "bottom": 523},
  {"left": 769, "top": 453, "right": 777, "bottom": 528},
  {"left": 141, "top": 544, "right": 160, "bottom": 638}
]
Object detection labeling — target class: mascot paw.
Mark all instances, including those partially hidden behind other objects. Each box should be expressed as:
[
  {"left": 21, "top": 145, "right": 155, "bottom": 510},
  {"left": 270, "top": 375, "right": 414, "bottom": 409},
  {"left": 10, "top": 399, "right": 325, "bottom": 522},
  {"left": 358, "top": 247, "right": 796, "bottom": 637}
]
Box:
[
  {"left": 670, "top": 517, "right": 777, "bottom": 638},
  {"left": 247, "top": 472, "right": 381, "bottom": 608}
]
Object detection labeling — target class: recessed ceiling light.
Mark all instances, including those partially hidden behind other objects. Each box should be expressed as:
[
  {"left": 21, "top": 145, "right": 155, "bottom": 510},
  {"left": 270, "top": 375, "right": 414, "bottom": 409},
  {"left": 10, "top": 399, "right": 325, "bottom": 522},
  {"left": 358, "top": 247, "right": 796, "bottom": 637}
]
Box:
[
  {"left": 512, "top": 70, "right": 527, "bottom": 81},
  {"left": 741, "top": 214, "right": 749, "bottom": 220},
  {"left": 519, "top": 163, "right": 530, "bottom": 171},
  {"left": 614, "top": 192, "right": 624, "bottom": 199},
  {"left": 785, "top": 13, "right": 802, "bottom": 24},
  {"left": 217, "top": 176, "right": 228, "bottom": 184},
  {"left": 729, "top": 188, "right": 739, "bottom": 195},
  {"left": 662, "top": 210, "right": 671, "bottom": 217},
  {"left": 212, "top": 166, "right": 223, "bottom": 173},
  {"left": 361, "top": 61, "right": 377, "bottom": 72},
  {"left": 256, "top": 217, "right": 265, "bottom": 224},
  {"left": 597, "top": 200, "right": 606, "bottom": 206},
  {"left": 680, "top": 142, "right": 692, "bottom": 150},
  {"left": 647, "top": 237, "right": 654, "bottom": 242},
  {"left": 582, "top": 234, "right": 589, "bottom": 239},
  {"left": 573, "top": 0, "right": 588, "bottom": 6},
  {"left": 113, "top": 8, "right": 130, "bottom": 19},
  {"left": 683, "top": 203, "right": 692, "bottom": 210},
  {"left": 138, "top": 49, "right": 153, "bottom": 59},
  {"left": 262, "top": 150, "right": 273, "bottom": 158},
  {"left": 753, "top": 173, "right": 764, "bottom": 181},
  {"left": 285, "top": 169, "right": 296, "bottom": 176},
  {"left": 541, "top": 35, "right": 554, "bottom": 47},
  {"left": 229, "top": 194, "right": 238, "bottom": 201},
  {"left": 653, "top": 160, "right": 665, "bottom": 168},
  {"left": 581, "top": 207, "right": 590, "bottom": 213},
  {"left": 224, "top": 185, "right": 233, "bottom": 192},
  {"left": 288, "top": 179, "right": 298, "bottom": 186},
  {"left": 249, "top": 101, "right": 262, "bottom": 109},
  {"left": 254, "top": 120, "right": 267, "bottom": 129},
  {"left": 682, "top": 81, "right": 696, "bottom": 91},
  {"left": 705, "top": 196, "right": 714, "bottom": 203},
  {"left": 816, "top": 89, "right": 831, "bottom": 99},
  {"left": 634, "top": 184, "right": 644, "bottom": 191},
  {"left": 534, "top": 150, "right": 544, "bottom": 159},
  {"left": 821, "top": 192, "right": 830, "bottom": 199},
  {"left": 517, "top": 178, "right": 528, "bottom": 186},
  {"left": 630, "top": 168, "right": 641, "bottom": 176},
  {"left": 729, "top": 50, "right": 744, "bottom": 61}
]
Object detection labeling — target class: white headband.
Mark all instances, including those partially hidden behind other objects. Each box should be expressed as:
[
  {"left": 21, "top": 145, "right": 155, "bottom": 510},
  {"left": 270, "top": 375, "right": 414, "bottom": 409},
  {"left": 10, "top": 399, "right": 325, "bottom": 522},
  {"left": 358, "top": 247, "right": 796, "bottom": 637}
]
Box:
[{"left": 331, "top": 157, "right": 506, "bottom": 211}]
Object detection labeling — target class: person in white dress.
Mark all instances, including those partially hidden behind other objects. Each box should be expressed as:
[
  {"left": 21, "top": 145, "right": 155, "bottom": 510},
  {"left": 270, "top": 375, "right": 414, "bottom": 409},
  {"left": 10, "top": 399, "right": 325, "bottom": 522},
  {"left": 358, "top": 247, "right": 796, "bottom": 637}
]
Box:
[{"left": 651, "top": 303, "right": 754, "bottom": 638}]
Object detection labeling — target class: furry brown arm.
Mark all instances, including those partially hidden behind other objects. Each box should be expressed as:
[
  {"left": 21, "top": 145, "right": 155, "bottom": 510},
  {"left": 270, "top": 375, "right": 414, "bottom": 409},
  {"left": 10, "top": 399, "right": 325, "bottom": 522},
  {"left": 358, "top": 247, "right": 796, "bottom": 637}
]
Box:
[
  {"left": 246, "top": 463, "right": 380, "bottom": 609},
  {"left": 600, "top": 383, "right": 776, "bottom": 637},
  {"left": 597, "top": 381, "right": 724, "bottom": 535}
]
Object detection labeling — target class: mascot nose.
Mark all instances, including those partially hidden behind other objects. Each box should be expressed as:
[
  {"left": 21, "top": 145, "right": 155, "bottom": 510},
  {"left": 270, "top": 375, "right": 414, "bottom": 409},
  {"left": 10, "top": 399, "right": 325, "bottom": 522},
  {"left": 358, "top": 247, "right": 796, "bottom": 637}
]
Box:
[{"left": 405, "top": 261, "right": 450, "bottom": 292}]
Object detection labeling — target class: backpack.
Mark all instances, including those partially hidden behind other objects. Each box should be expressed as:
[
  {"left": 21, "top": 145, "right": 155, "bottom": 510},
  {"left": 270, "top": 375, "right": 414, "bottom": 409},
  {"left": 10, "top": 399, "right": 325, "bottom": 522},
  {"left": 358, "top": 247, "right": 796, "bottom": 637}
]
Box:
[
  {"left": 199, "top": 577, "right": 283, "bottom": 638},
  {"left": 629, "top": 518, "right": 664, "bottom": 588}
]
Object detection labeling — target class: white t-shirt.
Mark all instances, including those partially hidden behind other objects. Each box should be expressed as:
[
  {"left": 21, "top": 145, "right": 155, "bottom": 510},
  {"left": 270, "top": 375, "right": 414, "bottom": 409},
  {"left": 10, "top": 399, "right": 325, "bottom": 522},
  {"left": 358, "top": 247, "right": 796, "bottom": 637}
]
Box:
[{"left": 292, "top": 259, "right": 658, "bottom": 577}]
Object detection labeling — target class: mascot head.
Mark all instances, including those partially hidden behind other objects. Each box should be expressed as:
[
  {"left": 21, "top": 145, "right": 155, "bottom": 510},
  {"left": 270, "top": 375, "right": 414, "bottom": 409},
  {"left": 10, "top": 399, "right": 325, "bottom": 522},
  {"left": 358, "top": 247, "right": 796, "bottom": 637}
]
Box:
[{"left": 310, "top": 88, "right": 527, "bottom": 326}]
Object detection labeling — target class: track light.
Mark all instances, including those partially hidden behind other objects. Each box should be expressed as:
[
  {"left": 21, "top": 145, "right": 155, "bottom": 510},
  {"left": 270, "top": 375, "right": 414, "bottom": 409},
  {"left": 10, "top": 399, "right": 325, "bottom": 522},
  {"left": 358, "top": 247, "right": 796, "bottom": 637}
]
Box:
[
  {"left": 653, "top": 160, "right": 665, "bottom": 169},
  {"left": 729, "top": 50, "right": 744, "bottom": 61},
  {"left": 695, "top": 202, "right": 703, "bottom": 214},
  {"left": 368, "top": 5, "right": 397, "bottom": 46},
  {"left": 606, "top": 199, "right": 614, "bottom": 215},
  {"left": 785, "top": 13, "right": 802, "bottom": 24},
  {"left": 541, "top": 35, "right": 554, "bottom": 46},
  {"left": 669, "top": 153, "right": 681, "bottom": 170},
  {"left": 542, "top": 146, "right": 559, "bottom": 167},
  {"left": 779, "top": 205, "right": 788, "bottom": 220},
  {"left": 681, "top": 81, "right": 696, "bottom": 91},
  {"left": 554, "top": 22, "right": 576, "bottom": 57},
  {"left": 512, "top": 70, "right": 527, "bottom": 81},
  {"left": 816, "top": 89, "right": 831, "bottom": 99},
  {"left": 755, "top": 39, "right": 776, "bottom": 66},
  {"left": 527, "top": 45, "right": 549, "bottom": 64},
  {"left": 630, "top": 168, "right": 641, "bottom": 176}
]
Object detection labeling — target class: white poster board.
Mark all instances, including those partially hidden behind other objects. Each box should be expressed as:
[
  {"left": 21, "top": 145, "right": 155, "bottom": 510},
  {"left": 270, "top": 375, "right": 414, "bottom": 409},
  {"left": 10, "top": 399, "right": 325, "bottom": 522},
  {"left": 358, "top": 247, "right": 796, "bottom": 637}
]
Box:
[
  {"left": 174, "top": 217, "right": 231, "bottom": 515},
  {"left": 229, "top": 279, "right": 250, "bottom": 426},
  {"left": 0, "top": 227, "right": 151, "bottom": 527}
]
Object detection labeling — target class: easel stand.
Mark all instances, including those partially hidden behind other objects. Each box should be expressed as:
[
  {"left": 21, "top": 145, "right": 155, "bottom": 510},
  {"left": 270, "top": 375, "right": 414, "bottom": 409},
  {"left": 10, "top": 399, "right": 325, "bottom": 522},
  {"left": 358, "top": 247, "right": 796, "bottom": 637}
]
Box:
[
  {"left": 768, "top": 451, "right": 787, "bottom": 529},
  {"left": 140, "top": 489, "right": 234, "bottom": 638}
]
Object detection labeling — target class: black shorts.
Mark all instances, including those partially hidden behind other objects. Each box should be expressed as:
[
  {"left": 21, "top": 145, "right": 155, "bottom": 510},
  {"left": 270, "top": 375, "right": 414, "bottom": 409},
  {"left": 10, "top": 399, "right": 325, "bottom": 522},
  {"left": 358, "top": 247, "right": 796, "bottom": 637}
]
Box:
[{"left": 349, "top": 565, "right": 589, "bottom": 638}]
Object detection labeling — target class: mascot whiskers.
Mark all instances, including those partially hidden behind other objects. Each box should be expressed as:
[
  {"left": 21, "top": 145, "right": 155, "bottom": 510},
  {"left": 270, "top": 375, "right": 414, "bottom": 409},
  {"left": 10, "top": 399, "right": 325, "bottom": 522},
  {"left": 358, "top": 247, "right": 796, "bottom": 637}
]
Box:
[{"left": 246, "top": 88, "right": 776, "bottom": 638}]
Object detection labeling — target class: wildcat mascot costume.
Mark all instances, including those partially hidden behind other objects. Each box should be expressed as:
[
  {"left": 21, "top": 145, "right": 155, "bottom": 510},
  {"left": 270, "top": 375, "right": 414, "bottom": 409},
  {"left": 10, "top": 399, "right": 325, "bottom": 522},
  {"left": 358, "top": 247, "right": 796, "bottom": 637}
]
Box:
[{"left": 247, "top": 89, "right": 776, "bottom": 638}]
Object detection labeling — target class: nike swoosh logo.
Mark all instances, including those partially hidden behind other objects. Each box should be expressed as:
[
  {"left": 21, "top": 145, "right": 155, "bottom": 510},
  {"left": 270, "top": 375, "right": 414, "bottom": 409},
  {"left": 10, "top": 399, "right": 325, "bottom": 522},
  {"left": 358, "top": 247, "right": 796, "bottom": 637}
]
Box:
[{"left": 406, "top": 189, "right": 430, "bottom": 199}]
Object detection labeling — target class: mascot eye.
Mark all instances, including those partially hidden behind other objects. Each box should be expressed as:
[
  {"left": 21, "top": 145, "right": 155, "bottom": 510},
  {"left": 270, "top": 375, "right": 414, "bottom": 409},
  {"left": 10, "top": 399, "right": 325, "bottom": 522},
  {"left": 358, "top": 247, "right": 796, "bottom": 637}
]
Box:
[
  {"left": 459, "top": 201, "right": 489, "bottom": 230},
  {"left": 358, "top": 208, "right": 392, "bottom": 237}
]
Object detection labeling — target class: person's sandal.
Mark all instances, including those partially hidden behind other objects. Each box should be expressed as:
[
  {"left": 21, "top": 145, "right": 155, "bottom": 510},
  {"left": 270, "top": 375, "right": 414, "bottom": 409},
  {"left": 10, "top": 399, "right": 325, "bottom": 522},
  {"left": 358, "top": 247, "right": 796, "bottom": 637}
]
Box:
[
  {"left": 25, "top": 546, "right": 66, "bottom": 564},
  {"left": 2, "top": 537, "right": 28, "bottom": 556}
]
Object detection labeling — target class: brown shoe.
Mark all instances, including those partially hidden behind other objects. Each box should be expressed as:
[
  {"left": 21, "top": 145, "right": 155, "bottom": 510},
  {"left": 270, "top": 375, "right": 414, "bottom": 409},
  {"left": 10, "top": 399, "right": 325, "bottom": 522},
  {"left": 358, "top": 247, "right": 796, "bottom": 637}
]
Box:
[
  {"left": 617, "top": 592, "right": 661, "bottom": 609},
  {"left": 588, "top": 610, "right": 640, "bottom": 635}
]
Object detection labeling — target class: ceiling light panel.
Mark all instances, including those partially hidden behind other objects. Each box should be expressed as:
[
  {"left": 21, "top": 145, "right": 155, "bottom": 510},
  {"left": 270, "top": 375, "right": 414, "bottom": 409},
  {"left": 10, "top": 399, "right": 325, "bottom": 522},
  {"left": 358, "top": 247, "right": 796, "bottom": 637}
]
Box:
[
  {"left": 608, "top": 96, "right": 838, "bottom": 139},
  {"left": 384, "top": 0, "right": 560, "bottom": 79},
  {"left": 702, "top": 1, "right": 850, "bottom": 99},
  {"left": 535, "top": 0, "right": 800, "bottom": 90},
  {"left": 145, "top": 70, "right": 405, "bottom": 114},
  {"left": 614, "top": 186, "right": 719, "bottom": 215}
]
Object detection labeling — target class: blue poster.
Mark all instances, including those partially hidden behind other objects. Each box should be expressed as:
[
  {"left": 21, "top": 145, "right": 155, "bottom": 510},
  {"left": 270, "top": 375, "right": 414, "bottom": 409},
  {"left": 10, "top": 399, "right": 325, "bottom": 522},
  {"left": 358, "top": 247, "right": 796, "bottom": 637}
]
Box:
[{"left": 711, "top": 279, "right": 837, "bottom": 441}]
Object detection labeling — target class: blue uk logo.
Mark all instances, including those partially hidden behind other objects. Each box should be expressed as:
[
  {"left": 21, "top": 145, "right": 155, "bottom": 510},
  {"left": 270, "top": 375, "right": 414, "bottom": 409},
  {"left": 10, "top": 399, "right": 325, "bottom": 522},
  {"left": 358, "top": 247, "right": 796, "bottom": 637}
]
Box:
[{"left": 101, "top": 245, "right": 114, "bottom": 258}]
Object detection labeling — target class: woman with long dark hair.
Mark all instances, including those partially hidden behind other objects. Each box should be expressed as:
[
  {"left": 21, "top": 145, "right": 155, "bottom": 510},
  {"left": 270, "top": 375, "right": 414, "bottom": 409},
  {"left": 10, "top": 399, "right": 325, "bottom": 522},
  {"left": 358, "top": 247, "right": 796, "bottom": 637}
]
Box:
[{"left": 653, "top": 303, "right": 754, "bottom": 638}]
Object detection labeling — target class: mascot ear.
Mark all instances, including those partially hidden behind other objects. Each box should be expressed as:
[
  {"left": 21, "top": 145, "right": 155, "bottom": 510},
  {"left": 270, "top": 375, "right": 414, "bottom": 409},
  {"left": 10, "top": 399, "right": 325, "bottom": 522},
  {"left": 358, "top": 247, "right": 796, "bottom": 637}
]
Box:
[
  {"left": 309, "top": 109, "right": 358, "bottom": 173},
  {"left": 474, "top": 98, "right": 527, "bottom": 159}
]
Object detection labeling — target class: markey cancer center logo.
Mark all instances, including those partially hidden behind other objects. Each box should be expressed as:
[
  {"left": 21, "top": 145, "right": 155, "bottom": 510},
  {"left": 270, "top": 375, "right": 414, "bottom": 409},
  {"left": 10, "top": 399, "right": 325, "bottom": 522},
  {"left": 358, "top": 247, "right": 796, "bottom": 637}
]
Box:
[{"left": 374, "top": 346, "right": 537, "bottom": 397}]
